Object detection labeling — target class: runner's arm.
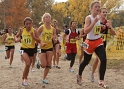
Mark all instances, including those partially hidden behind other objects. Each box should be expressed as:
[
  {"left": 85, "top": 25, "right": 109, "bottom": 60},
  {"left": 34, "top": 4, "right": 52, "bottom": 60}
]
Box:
[
  {"left": 106, "top": 20, "right": 116, "bottom": 35},
  {"left": 84, "top": 16, "right": 99, "bottom": 34}
]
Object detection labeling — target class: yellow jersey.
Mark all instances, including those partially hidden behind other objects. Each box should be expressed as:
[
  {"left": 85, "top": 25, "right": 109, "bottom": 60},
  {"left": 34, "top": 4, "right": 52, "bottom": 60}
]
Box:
[
  {"left": 21, "top": 27, "right": 35, "bottom": 48},
  {"left": 40, "top": 24, "right": 53, "bottom": 49},
  {"left": 5, "top": 33, "right": 15, "bottom": 46}
]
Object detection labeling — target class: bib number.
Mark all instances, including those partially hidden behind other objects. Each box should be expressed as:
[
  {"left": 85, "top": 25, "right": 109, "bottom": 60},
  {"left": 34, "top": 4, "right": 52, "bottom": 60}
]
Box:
[
  {"left": 70, "top": 38, "right": 76, "bottom": 44},
  {"left": 45, "top": 35, "right": 52, "bottom": 41},
  {"left": 82, "top": 42, "right": 89, "bottom": 49},
  {"left": 94, "top": 26, "right": 101, "bottom": 35},
  {"left": 24, "top": 37, "right": 32, "bottom": 44},
  {"left": 100, "top": 34, "right": 106, "bottom": 41},
  {"left": 19, "top": 50, "right": 24, "bottom": 55}
]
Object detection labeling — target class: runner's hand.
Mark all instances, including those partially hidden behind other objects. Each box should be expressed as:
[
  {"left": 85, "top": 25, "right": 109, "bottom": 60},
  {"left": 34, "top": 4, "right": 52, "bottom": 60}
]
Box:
[
  {"left": 94, "top": 17, "right": 99, "bottom": 23},
  {"left": 40, "top": 42, "right": 46, "bottom": 46}
]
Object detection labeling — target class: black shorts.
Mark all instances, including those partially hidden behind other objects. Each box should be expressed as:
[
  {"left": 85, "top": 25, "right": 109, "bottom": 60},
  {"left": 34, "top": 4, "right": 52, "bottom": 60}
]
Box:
[
  {"left": 40, "top": 48, "right": 53, "bottom": 53},
  {"left": 53, "top": 45, "right": 61, "bottom": 50},
  {"left": 20, "top": 48, "right": 34, "bottom": 57},
  {"left": 34, "top": 44, "right": 38, "bottom": 53},
  {"left": 5, "top": 45, "right": 15, "bottom": 51}
]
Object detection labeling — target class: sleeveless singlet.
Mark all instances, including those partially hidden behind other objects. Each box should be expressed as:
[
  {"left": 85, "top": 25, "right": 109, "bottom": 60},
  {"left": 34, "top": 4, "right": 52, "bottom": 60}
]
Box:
[
  {"left": 21, "top": 27, "right": 35, "bottom": 48},
  {"left": 5, "top": 33, "right": 15, "bottom": 46},
  {"left": 40, "top": 24, "right": 54, "bottom": 49},
  {"left": 87, "top": 15, "right": 101, "bottom": 40}
]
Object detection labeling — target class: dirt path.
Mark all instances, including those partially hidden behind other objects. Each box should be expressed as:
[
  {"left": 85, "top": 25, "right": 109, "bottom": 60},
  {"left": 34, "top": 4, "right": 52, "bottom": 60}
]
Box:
[{"left": 0, "top": 43, "right": 123, "bottom": 89}]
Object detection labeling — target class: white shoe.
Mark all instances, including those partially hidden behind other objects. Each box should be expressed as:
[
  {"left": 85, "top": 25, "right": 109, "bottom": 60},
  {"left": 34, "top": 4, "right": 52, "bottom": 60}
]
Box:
[
  {"left": 22, "top": 79, "right": 28, "bottom": 86},
  {"left": 87, "top": 64, "right": 91, "bottom": 69},
  {"left": 31, "top": 69, "right": 35, "bottom": 72},
  {"left": 89, "top": 73, "right": 94, "bottom": 82},
  {"left": 69, "top": 69, "right": 74, "bottom": 72},
  {"left": 76, "top": 74, "right": 82, "bottom": 86},
  {"left": 9, "top": 65, "right": 12, "bottom": 68}
]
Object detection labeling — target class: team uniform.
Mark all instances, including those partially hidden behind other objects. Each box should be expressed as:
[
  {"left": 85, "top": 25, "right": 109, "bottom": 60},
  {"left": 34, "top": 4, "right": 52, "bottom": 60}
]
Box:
[
  {"left": 5, "top": 33, "right": 15, "bottom": 51},
  {"left": 65, "top": 29, "right": 80, "bottom": 70},
  {"left": 39, "top": 24, "right": 54, "bottom": 53},
  {"left": 52, "top": 28, "right": 61, "bottom": 50},
  {"left": 78, "top": 15, "right": 106, "bottom": 84},
  {"left": 20, "top": 27, "right": 35, "bottom": 56},
  {"left": 100, "top": 19, "right": 109, "bottom": 48},
  {"left": 65, "top": 29, "right": 80, "bottom": 54}
]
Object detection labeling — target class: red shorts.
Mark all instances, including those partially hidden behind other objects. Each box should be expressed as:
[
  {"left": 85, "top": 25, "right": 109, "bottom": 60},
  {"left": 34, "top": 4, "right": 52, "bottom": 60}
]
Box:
[
  {"left": 83, "top": 38, "right": 103, "bottom": 54},
  {"left": 65, "top": 42, "right": 77, "bottom": 54}
]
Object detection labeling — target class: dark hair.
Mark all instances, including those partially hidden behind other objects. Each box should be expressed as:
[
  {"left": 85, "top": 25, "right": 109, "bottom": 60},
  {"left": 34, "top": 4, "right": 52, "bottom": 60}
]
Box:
[
  {"left": 8, "top": 26, "right": 12, "bottom": 29},
  {"left": 70, "top": 21, "right": 76, "bottom": 26},
  {"left": 23, "top": 17, "right": 33, "bottom": 25},
  {"left": 63, "top": 24, "right": 68, "bottom": 28},
  {"left": 4, "top": 28, "right": 8, "bottom": 33}
]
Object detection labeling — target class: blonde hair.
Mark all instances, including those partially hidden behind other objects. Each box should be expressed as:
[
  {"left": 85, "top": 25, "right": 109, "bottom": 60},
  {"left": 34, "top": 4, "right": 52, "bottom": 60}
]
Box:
[
  {"left": 90, "top": 1, "right": 100, "bottom": 8},
  {"left": 41, "top": 13, "right": 51, "bottom": 23},
  {"left": 100, "top": 7, "right": 107, "bottom": 13},
  {"left": 52, "top": 19, "right": 58, "bottom": 23}
]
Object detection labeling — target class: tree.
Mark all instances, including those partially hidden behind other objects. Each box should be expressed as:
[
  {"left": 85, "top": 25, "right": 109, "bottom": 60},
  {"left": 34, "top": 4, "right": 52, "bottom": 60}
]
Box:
[
  {"left": 27, "top": 0, "right": 54, "bottom": 27},
  {"left": 0, "top": 0, "right": 30, "bottom": 30}
]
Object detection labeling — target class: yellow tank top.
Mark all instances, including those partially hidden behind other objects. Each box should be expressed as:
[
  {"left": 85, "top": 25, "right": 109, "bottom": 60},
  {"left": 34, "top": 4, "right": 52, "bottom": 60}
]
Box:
[
  {"left": 21, "top": 27, "right": 35, "bottom": 48},
  {"left": 40, "top": 24, "right": 53, "bottom": 49},
  {"left": 5, "top": 33, "right": 15, "bottom": 46}
]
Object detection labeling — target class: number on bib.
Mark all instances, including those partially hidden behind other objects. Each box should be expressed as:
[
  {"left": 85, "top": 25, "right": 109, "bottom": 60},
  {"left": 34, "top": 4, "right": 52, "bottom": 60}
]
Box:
[
  {"left": 24, "top": 37, "right": 32, "bottom": 44},
  {"left": 100, "top": 34, "right": 106, "bottom": 41},
  {"left": 94, "top": 26, "right": 101, "bottom": 35},
  {"left": 19, "top": 50, "right": 24, "bottom": 55},
  {"left": 45, "top": 35, "right": 52, "bottom": 41},
  {"left": 70, "top": 38, "right": 76, "bottom": 44}
]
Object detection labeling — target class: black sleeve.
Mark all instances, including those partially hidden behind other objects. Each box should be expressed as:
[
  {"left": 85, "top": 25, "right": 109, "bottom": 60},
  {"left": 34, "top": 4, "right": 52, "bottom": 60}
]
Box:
[
  {"left": 78, "top": 30, "right": 80, "bottom": 35},
  {"left": 65, "top": 30, "right": 69, "bottom": 35}
]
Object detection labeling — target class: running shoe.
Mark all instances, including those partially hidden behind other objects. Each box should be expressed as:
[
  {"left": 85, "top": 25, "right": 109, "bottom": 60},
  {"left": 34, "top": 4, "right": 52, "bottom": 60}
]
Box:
[
  {"left": 56, "top": 66, "right": 61, "bottom": 69},
  {"left": 89, "top": 73, "right": 94, "bottom": 82},
  {"left": 31, "top": 69, "right": 35, "bottom": 72},
  {"left": 87, "top": 64, "right": 92, "bottom": 69},
  {"left": 42, "top": 79, "right": 49, "bottom": 84},
  {"left": 76, "top": 74, "right": 82, "bottom": 86},
  {"left": 22, "top": 80, "right": 28, "bottom": 86},
  {"left": 9, "top": 65, "right": 12, "bottom": 68},
  {"left": 36, "top": 60, "right": 40, "bottom": 69},
  {"left": 69, "top": 69, "right": 74, "bottom": 72},
  {"left": 5, "top": 56, "right": 7, "bottom": 59},
  {"left": 98, "top": 80, "right": 108, "bottom": 88}
]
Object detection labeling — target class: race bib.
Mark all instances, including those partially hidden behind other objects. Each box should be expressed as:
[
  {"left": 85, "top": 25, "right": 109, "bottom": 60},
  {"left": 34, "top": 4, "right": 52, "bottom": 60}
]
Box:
[
  {"left": 100, "top": 34, "right": 106, "bottom": 41},
  {"left": 45, "top": 35, "right": 52, "bottom": 41},
  {"left": 94, "top": 26, "right": 101, "bottom": 35},
  {"left": 37, "top": 48, "right": 41, "bottom": 54},
  {"left": 24, "top": 37, "right": 32, "bottom": 44},
  {"left": 5, "top": 47, "right": 8, "bottom": 51},
  {"left": 70, "top": 38, "right": 76, "bottom": 44},
  {"left": 82, "top": 42, "right": 89, "bottom": 49},
  {"left": 19, "top": 50, "right": 24, "bottom": 55}
]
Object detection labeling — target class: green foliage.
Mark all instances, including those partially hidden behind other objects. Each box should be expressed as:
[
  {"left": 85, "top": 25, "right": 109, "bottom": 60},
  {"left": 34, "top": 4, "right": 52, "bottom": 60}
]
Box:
[{"left": 27, "top": 0, "right": 54, "bottom": 27}]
